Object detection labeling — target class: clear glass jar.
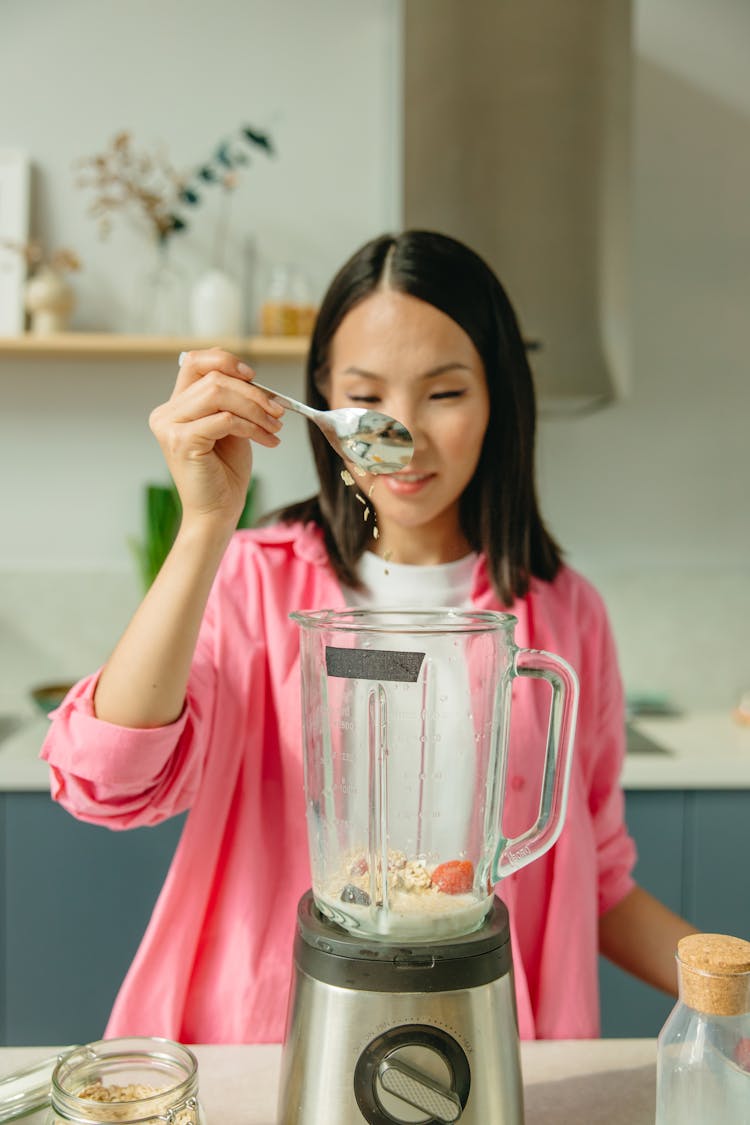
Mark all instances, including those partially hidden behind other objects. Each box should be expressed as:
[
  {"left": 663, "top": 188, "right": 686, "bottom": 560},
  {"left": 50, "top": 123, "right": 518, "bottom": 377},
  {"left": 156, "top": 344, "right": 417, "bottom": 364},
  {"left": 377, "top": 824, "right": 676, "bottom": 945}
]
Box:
[
  {"left": 259, "top": 264, "right": 316, "bottom": 336},
  {"left": 135, "top": 240, "right": 188, "bottom": 335},
  {"left": 0, "top": 1038, "right": 205, "bottom": 1124},
  {"left": 656, "top": 933, "right": 750, "bottom": 1124}
]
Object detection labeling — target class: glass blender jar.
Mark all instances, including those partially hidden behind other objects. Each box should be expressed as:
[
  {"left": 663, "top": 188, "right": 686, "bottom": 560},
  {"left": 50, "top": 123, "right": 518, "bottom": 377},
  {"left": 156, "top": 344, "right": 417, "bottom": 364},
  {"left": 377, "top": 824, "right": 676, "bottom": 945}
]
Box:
[
  {"left": 279, "top": 607, "right": 579, "bottom": 1124},
  {"left": 292, "top": 607, "right": 579, "bottom": 942}
]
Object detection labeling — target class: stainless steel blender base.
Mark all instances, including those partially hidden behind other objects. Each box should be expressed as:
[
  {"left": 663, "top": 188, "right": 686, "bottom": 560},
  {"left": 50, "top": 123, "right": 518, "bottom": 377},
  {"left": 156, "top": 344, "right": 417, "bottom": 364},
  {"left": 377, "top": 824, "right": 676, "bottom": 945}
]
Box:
[
  {"left": 277, "top": 894, "right": 524, "bottom": 1124},
  {"left": 278, "top": 971, "right": 524, "bottom": 1123}
]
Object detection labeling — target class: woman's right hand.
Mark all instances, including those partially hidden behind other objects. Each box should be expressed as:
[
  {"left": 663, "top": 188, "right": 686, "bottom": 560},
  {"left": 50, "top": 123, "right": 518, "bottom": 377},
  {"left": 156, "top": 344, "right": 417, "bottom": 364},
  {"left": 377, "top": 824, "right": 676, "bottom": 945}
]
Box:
[{"left": 149, "top": 348, "right": 284, "bottom": 530}]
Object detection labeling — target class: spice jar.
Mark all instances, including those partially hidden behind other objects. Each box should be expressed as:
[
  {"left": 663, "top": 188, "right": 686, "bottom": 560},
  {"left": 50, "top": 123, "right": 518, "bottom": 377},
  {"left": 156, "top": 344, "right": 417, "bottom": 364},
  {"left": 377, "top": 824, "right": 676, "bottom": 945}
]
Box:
[
  {"left": 655, "top": 933, "right": 750, "bottom": 1124},
  {"left": 0, "top": 1038, "right": 205, "bottom": 1124},
  {"left": 259, "top": 264, "right": 316, "bottom": 336}
]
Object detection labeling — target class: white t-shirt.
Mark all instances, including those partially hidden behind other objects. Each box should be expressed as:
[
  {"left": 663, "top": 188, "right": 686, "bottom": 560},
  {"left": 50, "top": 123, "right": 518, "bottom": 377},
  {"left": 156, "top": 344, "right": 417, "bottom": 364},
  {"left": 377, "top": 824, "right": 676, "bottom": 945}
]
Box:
[
  {"left": 342, "top": 549, "right": 481, "bottom": 861},
  {"left": 343, "top": 549, "right": 478, "bottom": 608}
]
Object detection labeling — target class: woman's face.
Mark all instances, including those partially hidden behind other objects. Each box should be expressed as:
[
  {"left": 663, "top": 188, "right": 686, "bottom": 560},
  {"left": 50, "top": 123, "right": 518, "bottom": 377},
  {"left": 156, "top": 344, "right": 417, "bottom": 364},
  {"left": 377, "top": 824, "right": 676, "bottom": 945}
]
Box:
[{"left": 326, "top": 290, "right": 490, "bottom": 563}]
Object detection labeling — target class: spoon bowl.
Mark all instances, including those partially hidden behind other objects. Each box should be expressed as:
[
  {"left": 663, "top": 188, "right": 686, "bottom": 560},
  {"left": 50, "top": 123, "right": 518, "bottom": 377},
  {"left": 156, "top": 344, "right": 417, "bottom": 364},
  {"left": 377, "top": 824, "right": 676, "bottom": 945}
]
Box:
[{"left": 253, "top": 382, "right": 414, "bottom": 475}]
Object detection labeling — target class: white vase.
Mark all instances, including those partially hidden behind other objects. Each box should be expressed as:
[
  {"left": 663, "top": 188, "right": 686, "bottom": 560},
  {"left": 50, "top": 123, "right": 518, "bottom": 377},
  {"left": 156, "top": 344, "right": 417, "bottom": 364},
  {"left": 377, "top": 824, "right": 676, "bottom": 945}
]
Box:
[
  {"left": 189, "top": 268, "right": 243, "bottom": 337},
  {"left": 24, "top": 267, "right": 75, "bottom": 335}
]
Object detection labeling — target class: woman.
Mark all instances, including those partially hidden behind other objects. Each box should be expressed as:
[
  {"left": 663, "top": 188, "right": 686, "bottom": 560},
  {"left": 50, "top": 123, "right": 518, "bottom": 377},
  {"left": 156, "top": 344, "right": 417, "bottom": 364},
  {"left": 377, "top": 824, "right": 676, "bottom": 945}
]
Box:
[{"left": 41, "top": 230, "right": 696, "bottom": 1042}]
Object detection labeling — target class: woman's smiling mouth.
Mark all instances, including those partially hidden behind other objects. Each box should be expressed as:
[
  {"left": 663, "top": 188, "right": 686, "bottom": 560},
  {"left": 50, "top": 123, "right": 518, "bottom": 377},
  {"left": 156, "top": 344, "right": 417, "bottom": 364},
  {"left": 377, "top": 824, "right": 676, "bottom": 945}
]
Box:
[{"left": 383, "top": 471, "right": 435, "bottom": 495}]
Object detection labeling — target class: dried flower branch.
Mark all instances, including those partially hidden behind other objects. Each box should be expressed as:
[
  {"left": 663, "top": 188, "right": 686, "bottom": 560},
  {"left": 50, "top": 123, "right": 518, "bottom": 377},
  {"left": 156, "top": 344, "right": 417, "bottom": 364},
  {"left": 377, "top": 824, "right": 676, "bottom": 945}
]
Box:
[
  {"left": 74, "top": 131, "right": 188, "bottom": 245},
  {"left": 74, "top": 124, "right": 274, "bottom": 263},
  {"left": 2, "top": 239, "right": 82, "bottom": 275}
]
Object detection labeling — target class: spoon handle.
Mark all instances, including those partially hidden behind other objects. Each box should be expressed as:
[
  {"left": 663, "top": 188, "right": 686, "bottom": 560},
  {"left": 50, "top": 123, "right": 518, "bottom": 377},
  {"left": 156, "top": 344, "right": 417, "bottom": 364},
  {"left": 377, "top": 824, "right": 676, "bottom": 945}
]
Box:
[{"left": 251, "top": 381, "right": 319, "bottom": 423}]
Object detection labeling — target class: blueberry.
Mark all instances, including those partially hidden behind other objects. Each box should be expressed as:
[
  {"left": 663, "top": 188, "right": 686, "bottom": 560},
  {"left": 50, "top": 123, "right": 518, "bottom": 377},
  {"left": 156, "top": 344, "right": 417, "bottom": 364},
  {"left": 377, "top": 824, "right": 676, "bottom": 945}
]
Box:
[{"left": 340, "top": 884, "right": 371, "bottom": 906}]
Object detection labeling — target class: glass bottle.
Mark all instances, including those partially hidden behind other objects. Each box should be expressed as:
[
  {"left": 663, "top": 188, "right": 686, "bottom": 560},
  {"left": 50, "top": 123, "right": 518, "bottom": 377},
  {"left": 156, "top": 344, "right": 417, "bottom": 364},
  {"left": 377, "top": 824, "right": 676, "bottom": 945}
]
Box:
[
  {"left": 656, "top": 933, "right": 750, "bottom": 1124},
  {"left": 136, "top": 239, "right": 188, "bottom": 335}
]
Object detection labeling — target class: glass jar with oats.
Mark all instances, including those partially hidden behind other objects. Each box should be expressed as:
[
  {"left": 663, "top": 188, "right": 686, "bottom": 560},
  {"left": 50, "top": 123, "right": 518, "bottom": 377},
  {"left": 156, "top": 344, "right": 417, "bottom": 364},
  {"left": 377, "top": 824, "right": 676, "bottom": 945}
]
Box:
[
  {"left": 0, "top": 1038, "right": 206, "bottom": 1124},
  {"left": 47, "top": 1039, "right": 205, "bottom": 1125}
]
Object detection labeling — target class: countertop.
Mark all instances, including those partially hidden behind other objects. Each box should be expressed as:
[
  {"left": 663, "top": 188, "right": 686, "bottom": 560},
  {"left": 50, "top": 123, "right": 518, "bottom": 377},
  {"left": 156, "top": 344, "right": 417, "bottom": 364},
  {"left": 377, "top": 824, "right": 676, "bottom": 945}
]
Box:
[
  {"left": 623, "top": 710, "right": 750, "bottom": 788},
  {"left": 0, "top": 1040, "right": 657, "bottom": 1124},
  {"left": 0, "top": 706, "right": 748, "bottom": 793}
]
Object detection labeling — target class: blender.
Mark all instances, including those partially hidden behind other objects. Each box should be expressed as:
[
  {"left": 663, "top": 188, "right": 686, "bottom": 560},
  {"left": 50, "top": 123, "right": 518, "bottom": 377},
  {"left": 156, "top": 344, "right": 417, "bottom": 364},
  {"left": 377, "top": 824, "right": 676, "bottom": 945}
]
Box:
[{"left": 278, "top": 608, "right": 579, "bottom": 1124}]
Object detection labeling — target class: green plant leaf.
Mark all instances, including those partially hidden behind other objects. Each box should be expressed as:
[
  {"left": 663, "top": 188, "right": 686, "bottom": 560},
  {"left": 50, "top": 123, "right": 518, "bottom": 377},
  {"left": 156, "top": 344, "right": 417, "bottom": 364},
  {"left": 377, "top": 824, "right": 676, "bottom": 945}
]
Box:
[
  {"left": 242, "top": 126, "right": 274, "bottom": 154},
  {"left": 132, "top": 481, "right": 257, "bottom": 590},
  {"left": 237, "top": 478, "right": 257, "bottom": 529}
]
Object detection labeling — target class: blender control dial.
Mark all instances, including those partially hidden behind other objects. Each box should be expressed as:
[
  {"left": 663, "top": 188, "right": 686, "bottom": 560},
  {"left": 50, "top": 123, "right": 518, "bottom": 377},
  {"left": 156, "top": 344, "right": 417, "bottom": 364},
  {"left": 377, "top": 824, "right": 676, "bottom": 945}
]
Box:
[
  {"left": 378, "top": 1048, "right": 461, "bottom": 1122},
  {"left": 354, "top": 1025, "right": 470, "bottom": 1124}
]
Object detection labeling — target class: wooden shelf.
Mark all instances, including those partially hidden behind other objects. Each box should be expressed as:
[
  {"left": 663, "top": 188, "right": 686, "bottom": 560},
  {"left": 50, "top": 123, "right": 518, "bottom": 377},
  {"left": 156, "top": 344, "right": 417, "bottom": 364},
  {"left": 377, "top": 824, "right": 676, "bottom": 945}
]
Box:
[{"left": 0, "top": 333, "right": 310, "bottom": 359}]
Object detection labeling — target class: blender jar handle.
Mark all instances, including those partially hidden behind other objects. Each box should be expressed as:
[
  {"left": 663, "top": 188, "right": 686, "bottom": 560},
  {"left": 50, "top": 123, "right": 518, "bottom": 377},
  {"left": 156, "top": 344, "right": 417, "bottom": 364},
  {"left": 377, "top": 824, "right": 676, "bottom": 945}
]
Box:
[{"left": 491, "top": 647, "right": 579, "bottom": 883}]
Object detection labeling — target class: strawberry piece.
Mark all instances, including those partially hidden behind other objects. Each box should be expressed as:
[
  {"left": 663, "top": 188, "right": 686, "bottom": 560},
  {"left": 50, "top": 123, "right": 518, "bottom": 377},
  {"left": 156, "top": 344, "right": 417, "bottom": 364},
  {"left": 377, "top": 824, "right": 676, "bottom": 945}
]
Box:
[
  {"left": 735, "top": 1037, "right": 750, "bottom": 1072},
  {"left": 431, "top": 860, "right": 474, "bottom": 895}
]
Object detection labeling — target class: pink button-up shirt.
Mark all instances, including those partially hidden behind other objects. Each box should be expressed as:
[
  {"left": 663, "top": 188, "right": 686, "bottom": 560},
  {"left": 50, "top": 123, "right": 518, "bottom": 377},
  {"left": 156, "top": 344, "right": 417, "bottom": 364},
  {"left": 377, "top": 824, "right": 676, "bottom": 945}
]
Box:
[{"left": 41, "top": 522, "right": 635, "bottom": 1043}]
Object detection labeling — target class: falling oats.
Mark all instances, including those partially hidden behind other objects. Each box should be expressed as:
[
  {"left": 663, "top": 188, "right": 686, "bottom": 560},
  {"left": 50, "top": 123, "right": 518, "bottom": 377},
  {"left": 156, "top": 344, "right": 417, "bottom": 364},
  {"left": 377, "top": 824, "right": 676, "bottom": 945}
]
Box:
[
  {"left": 364, "top": 507, "right": 370, "bottom": 520},
  {"left": 340, "top": 469, "right": 355, "bottom": 487},
  {"left": 355, "top": 494, "right": 366, "bottom": 506},
  {"left": 373, "top": 526, "right": 379, "bottom": 539}
]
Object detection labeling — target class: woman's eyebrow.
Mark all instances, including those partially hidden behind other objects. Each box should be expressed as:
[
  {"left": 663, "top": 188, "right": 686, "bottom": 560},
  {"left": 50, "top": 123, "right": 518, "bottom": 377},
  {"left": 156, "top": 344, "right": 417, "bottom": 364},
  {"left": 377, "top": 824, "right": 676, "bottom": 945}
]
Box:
[{"left": 342, "top": 362, "right": 472, "bottom": 380}]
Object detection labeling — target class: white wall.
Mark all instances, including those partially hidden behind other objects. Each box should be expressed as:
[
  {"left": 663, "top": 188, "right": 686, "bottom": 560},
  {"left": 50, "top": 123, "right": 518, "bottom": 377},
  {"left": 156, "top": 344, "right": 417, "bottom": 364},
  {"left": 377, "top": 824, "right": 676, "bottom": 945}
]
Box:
[
  {"left": 1, "top": 0, "right": 748, "bottom": 710},
  {"left": 535, "top": 1, "right": 750, "bottom": 706},
  {"left": 0, "top": 0, "right": 402, "bottom": 328},
  {"left": 0, "top": 0, "right": 401, "bottom": 567}
]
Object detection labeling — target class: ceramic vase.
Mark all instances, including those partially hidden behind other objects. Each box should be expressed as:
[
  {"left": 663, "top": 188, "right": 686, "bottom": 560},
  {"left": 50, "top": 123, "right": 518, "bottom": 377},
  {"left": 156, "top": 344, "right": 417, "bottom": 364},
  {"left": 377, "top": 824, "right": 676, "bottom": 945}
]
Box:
[
  {"left": 189, "top": 268, "right": 243, "bottom": 337},
  {"left": 24, "top": 267, "right": 75, "bottom": 334}
]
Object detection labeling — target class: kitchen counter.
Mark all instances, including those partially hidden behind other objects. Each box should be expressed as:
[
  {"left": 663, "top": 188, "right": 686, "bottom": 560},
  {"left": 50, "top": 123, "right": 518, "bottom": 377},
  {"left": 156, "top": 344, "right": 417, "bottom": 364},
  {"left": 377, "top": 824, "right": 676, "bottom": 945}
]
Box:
[
  {"left": 1, "top": 707, "right": 748, "bottom": 792},
  {"left": 0, "top": 1040, "right": 657, "bottom": 1124},
  {"left": 623, "top": 710, "right": 750, "bottom": 788}
]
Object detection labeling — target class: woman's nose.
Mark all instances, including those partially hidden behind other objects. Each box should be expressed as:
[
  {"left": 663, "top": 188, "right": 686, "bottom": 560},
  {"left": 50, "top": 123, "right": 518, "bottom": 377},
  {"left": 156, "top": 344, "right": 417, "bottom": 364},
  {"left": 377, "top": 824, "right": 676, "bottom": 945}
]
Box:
[{"left": 388, "top": 400, "right": 424, "bottom": 449}]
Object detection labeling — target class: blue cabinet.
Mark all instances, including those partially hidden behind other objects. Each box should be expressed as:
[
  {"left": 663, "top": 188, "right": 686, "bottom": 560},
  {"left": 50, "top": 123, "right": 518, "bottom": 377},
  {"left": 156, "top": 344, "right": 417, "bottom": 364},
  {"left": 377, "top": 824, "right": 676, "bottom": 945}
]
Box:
[
  {"left": 2, "top": 788, "right": 748, "bottom": 1044},
  {"left": 599, "top": 789, "right": 750, "bottom": 1037},
  {"left": 0, "top": 793, "right": 184, "bottom": 1046}
]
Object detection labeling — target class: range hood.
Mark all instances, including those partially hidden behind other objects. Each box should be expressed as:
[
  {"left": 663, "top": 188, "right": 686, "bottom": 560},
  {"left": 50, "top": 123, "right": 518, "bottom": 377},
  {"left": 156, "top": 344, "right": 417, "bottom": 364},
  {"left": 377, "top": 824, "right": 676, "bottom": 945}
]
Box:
[{"left": 402, "top": 0, "right": 633, "bottom": 413}]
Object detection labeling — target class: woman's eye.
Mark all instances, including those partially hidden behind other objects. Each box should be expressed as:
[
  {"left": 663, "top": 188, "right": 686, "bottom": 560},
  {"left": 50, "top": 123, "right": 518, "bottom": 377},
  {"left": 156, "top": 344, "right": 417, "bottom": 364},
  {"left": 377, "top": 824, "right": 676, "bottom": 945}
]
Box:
[
  {"left": 348, "top": 394, "right": 381, "bottom": 404},
  {"left": 430, "top": 389, "right": 466, "bottom": 401}
]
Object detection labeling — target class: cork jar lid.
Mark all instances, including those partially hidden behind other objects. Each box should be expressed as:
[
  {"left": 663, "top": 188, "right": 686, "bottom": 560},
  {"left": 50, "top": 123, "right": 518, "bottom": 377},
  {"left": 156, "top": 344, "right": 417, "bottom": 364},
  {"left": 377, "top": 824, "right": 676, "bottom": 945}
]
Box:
[{"left": 677, "top": 933, "right": 750, "bottom": 1017}]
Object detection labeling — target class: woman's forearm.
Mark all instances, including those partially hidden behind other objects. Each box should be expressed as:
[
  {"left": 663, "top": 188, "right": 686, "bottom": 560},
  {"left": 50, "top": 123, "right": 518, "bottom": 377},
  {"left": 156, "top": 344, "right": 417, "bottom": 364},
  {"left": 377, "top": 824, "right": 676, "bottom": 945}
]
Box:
[
  {"left": 93, "top": 518, "right": 234, "bottom": 728},
  {"left": 599, "top": 884, "right": 700, "bottom": 995}
]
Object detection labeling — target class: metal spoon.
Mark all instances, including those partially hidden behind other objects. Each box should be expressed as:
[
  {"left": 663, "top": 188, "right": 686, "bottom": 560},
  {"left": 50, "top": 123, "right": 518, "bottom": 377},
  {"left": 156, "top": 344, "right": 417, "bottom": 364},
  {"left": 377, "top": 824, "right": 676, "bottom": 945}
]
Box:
[{"left": 252, "top": 381, "right": 414, "bottom": 476}]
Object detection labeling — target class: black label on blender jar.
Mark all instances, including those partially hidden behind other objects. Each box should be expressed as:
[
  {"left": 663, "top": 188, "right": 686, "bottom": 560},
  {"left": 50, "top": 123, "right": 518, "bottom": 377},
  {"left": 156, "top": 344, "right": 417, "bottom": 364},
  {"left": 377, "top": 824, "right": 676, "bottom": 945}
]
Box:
[{"left": 325, "top": 647, "right": 425, "bottom": 682}]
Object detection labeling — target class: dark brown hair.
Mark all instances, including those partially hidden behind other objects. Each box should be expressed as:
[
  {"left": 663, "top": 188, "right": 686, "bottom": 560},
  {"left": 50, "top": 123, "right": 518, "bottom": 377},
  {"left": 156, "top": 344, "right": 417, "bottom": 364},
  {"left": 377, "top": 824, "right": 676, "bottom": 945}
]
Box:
[{"left": 270, "top": 230, "right": 563, "bottom": 604}]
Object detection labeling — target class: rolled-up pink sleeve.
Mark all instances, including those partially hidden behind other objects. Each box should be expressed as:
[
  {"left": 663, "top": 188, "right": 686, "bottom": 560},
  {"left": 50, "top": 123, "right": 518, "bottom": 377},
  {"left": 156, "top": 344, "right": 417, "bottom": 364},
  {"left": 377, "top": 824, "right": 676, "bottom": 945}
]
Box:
[{"left": 40, "top": 618, "right": 217, "bottom": 830}]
